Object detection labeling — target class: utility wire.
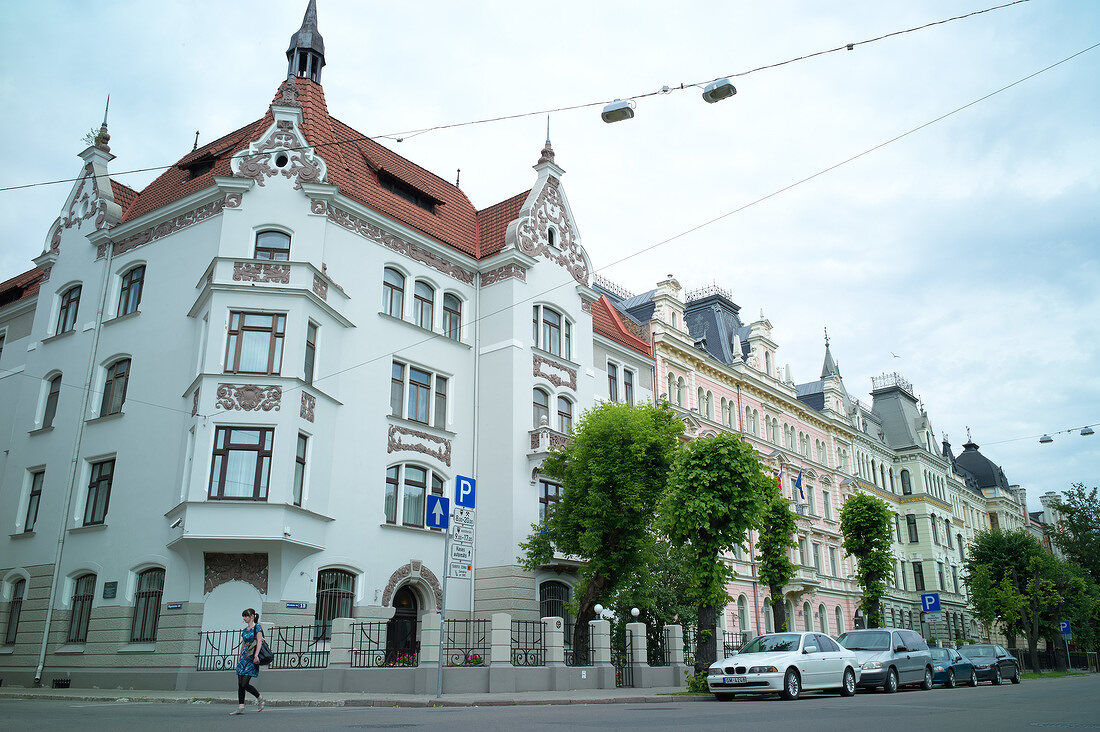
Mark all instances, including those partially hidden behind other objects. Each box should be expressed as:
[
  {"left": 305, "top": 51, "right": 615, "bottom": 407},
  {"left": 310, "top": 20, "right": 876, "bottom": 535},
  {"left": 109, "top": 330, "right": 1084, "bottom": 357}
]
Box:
[
  {"left": 979, "top": 423, "right": 1100, "bottom": 447},
  {"left": 201, "top": 42, "right": 1097, "bottom": 420},
  {"left": 0, "top": 0, "right": 1031, "bottom": 193}
]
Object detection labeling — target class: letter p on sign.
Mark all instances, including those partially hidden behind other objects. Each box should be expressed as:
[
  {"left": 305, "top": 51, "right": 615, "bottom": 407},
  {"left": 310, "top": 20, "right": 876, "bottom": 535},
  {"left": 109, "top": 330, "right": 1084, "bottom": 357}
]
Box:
[{"left": 455, "top": 475, "right": 476, "bottom": 508}]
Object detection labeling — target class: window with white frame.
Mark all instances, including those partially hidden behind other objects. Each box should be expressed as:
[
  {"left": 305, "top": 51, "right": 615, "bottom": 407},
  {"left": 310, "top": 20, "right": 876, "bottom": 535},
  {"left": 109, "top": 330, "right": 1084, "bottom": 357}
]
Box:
[
  {"left": 224, "top": 312, "right": 285, "bottom": 375},
  {"left": 56, "top": 285, "right": 81, "bottom": 335},
  {"left": 390, "top": 361, "right": 447, "bottom": 428},
  {"left": 382, "top": 267, "right": 405, "bottom": 318},
  {"left": 413, "top": 281, "right": 434, "bottom": 330},
  {"left": 829, "top": 547, "right": 839, "bottom": 577},
  {"left": 608, "top": 363, "right": 618, "bottom": 402},
  {"left": 822, "top": 489, "right": 831, "bottom": 520},
  {"left": 623, "top": 368, "right": 634, "bottom": 405},
  {"left": 117, "top": 265, "right": 145, "bottom": 317},
  {"left": 557, "top": 396, "right": 573, "bottom": 433},
  {"left": 532, "top": 305, "right": 571, "bottom": 359},
  {"left": 442, "top": 294, "right": 461, "bottom": 340},
  {"left": 100, "top": 358, "right": 130, "bottom": 416},
  {"left": 533, "top": 388, "right": 550, "bottom": 427},
  {"left": 385, "top": 464, "right": 444, "bottom": 528}
]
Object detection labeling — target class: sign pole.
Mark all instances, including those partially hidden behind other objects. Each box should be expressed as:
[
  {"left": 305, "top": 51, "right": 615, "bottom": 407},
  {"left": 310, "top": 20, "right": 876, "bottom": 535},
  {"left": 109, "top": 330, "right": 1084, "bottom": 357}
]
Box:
[{"left": 436, "top": 522, "right": 451, "bottom": 699}]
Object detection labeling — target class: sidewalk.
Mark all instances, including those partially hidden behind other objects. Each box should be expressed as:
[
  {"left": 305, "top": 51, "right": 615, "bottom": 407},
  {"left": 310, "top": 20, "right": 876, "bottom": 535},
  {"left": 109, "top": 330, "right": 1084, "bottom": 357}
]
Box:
[{"left": 0, "top": 685, "right": 710, "bottom": 707}]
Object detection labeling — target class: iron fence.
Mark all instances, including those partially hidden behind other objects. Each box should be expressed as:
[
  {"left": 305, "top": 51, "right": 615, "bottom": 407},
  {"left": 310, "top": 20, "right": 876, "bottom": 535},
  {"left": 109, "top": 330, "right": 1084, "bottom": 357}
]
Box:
[
  {"left": 196, "top": 626, "right": 329, "bottom": 671},
  {"left": 683, "top": 626, "right": 697, "bottom": 666},
  {"left": 723, "top": 631, "right": 750, "bottom": 657},
  {"left": 648, "top": 631, "right": 669, "bottom": 667},
  {"left": 1007, "top": 647, "right": 1097, "bottom": 673},
  {"left": 350, "top": 621, "right": 419, "bottom": 668},
  {"left": 196, "top": 628, "right": 243, "bottom": 671},
  {"left": 611, "top": 631, "right": 635, "bottom": 688},
  {"left": 564, "top": 622, "right": 593, "bottom": 666},
  {"left": 443, "top": 619, "right": 490, "bottom": 667},
  {"left": 510, "top": 619, "right": 546, "bottom": 667}
]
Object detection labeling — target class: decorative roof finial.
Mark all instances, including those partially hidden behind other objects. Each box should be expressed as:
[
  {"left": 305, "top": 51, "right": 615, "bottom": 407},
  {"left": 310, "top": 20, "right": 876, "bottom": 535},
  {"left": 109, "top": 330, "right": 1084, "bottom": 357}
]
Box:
[
  {"left": 824, "top": 326, "right": 830, "bottom": 348},
  {"left": 537, "top": 116, "right": 556, "bottom": 165},
  {"left": 286, "top": 0, "right": 325, "bottom": 83},
  {"left": 95, "top": 94, "right": 111, "bottom": 152},
  {"left": 966, "top": 425, "right": 972, "bottom": 442}
]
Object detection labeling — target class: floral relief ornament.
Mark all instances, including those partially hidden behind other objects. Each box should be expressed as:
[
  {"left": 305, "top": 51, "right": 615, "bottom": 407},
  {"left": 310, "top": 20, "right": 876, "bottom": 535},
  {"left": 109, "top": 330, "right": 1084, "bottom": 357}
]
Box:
[
  {"left": 215, "top": 384, "right": 282, "bottom": 412},
  {"left": 232, "top": 114, "right": 327, "bottom": 191},
  {"left": 514, "top": 178, "right": 589, "bottom": 285}
]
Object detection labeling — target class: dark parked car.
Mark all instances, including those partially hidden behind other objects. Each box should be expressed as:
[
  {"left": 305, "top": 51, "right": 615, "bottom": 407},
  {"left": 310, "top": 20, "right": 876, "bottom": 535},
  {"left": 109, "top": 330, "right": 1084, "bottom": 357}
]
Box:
[
  {"left": 929, "top": 646, "right": 977, "bottom": 688},
  {"left": 957, "top": 644, "right": 1021, "bottom": 685}
]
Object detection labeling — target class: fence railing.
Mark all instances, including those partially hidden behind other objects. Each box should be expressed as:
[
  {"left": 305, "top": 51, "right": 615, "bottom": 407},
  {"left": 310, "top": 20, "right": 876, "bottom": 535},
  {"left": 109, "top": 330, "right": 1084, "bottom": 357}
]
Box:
[
  {"left": 197, "top": 625, "right": 329, "bottom": 671},
  {"left": 564, "top": 622, "right": 593, "bottom": 666},
  {"left": 443, "top": 619, "right": 490, "bottom": 667},
  {"left": 611, "top": 632, "right": 635, "bottom": 688},
  {"left": 510, "top": 619, "right": 546, "bottom": 667},
  {"left": 648, "top": 631, "right": 669, "bottom": 667},
  {"left": 683, "top": 626, "right": 698, "bottom": 666},
  {"left": 1007, "top": 648, "right": 1098, "bottom": 673},
  {"left": 723, "top": 631, "right": 750, "bottom": 658},
  {"left": 350, "top": 621, "right": 419, "bottom": 668}
]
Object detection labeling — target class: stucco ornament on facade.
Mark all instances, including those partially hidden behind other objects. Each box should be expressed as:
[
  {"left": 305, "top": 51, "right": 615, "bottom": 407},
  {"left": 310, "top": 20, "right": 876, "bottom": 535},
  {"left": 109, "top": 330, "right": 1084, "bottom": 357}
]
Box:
[
  {"left": 381, "top": 560, "right": 443, "bottom": 609},
  {"left": 481, "top": 263, "right": 527, "bottom": 286},
  {"left": 515, "top": 178, "right": 589, "bottom": 285},
  {"left": 387, "top": 424, "right": 452, "bottom": 467},
  {"left": 232, "top": 110, "right": 327, "bottom": 191},
  {"left": 192, "top": 388, "right": 200, "bottom": 417},
  {"left": 204, "top": 552, "right": 268, "bottom": 594},
  {"left": 300, "top": 392, "right": 316, "bottom": 422},
  {"left": 311, "top": 199, "right": 476, "bottom": 285},
  {"left": 312, "top": 274, "right": 328, "bottom": 299},
  {"left": 532, "top": 353, "right": 578, "bottom": 391},
  {"left": 233, "top": 261, "right": 291, "bottom": 284},
  {"left": 215, "top": 384, "right": 282, "bottom": 412},
  {"left": 99, "top": 197, "right": 229, "bottom": 259}
]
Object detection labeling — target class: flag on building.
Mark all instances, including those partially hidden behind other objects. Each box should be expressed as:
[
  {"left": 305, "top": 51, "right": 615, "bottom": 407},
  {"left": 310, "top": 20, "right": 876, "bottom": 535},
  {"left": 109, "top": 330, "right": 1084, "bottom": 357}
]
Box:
[{"left": 795, "top": 469, "right": 805, "bottom": 500}]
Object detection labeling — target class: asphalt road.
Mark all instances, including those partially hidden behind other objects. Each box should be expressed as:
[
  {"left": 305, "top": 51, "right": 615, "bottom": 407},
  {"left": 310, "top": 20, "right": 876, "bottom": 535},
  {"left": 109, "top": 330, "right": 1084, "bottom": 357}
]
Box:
[{"left": 2, "top": 676, "right": 1098, "bottom": 731}]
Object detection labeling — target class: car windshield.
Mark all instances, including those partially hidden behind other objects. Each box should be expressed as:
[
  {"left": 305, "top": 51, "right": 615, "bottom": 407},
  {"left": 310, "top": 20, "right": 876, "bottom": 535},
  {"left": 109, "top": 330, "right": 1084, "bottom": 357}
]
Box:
[
  {"left": 837, "top": 631, "right": 890, "bottom": 651},
  {"left": 960, "top": 646, "right": 995, "bottom": 658},
  {"left": 738, "top": 634, "right": 802, "bottom": 654},
  {"left": 929, "top": 648, "right": 950, "bottom": 661}
]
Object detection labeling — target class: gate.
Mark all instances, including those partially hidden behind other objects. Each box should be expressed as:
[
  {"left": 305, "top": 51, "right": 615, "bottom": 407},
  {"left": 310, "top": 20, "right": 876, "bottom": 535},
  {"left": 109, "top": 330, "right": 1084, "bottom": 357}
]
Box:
[{"left": 612, "top": 631, "right": 634, "bottom": 688}]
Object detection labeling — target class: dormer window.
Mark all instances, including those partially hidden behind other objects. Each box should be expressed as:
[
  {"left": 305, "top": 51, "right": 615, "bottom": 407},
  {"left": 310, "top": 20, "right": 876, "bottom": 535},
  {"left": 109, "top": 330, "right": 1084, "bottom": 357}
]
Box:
[
  {"left": 547, "top": 227, "right": 558, "bottom": 249},
  {"left": 378, "top": 171, "right": 439, "bottom": 213}
]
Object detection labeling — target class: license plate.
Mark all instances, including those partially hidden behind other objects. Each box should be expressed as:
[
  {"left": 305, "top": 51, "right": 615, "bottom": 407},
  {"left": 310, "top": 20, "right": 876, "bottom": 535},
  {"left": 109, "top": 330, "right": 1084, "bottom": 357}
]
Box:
[{"left": 724, "top": 676, "right": 747, "bottom": 684}]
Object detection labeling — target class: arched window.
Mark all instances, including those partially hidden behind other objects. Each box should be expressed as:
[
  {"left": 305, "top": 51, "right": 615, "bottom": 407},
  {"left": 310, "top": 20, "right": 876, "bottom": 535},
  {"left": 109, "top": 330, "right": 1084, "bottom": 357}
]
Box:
[
  {"left": 697, "top": 388, "right": 704, "bottom": 411},
  {"left": 931, "top": 514, "right": 939, "bottom": 544},
  {"left": 765, "top": 351, "right": 772, "bottom": 376},
  {"left": 557, "top": 397, "right": 573, "bottom": 433},
  {"left": 900, "top": 469, "right": 912, "bottom": 495},
  {"left": 818, "top": 604, "right": 828, "bottom": 635},
  {"left": 117, "top": 265, "right": 145, "bottom": 316},
  {"left": 382, "top": 268, "right": 405, "bottom": 318},
  {"left": 539, "top": 581, "right": 572, "bottom": 626},
  {"left": 835, "top": 606, "right": 844, "bottom": 634},
  {"left": 764, "top": 597, "right": 774, "bottom": 633},
  {"left": 442, "top": 294, "right": 461, "bottom": 340},
  {"left": 68, "top": 573, "right": 96, "bottom": 643},
  {"left": 314, "top": 569, "right": 355, "bottom": 639},
  {"left": 533, "top": 305, "right": 571, "bottom": 358},
  {"left": 547, "top": 227, "right": 558, "bottom": 249},
  {"left": 785, "top": 599, "right": 796, "bottom": 632},
  {"left": 254, "top": 230, "right": 291, "bottom": 260},
  {"left": 4, "top": 578, "right": 25, "bottom": 645},
  {"left": 42, "top": 374, "right": 62, "bottom": 428},
  {"left": 705, "top": 391, "right": 713, "bottom": 419},
  {"left": 676, "top": 377, "right": 685, "bottom": 406},
  {"left": 413, "top": 281, "right": 434, "bottom": 330},
  {"left": 802, "top": 601, "right": 812, "bottom": 631},
  {"left": 385, "top": 464, "right": 444, "bottom": 528},
  {"left": 880, "top": 465, "right": 886, "bottom": 487},
  {"left": 387, "top": 586, "right": 419, "bottom": 659},
  {"left": 533, "top": 388, "right": 550, "bottom": 428},
  {"left": 720, "top": 397, "right": 727, "bottom": 424},
  {"left": 737, "top": 595, "right": 749, "bottom": 634},
  {"left": 889, "top": 470, "right": 895, "bottom": 492},
  {"left": 871, "top": 460, "right": 877, "bottom": 485},
  {"left": 56, "top": 285, "right": 81, "bottom": 335},
  {"left": 130, "top": 568, "right": 165, "bottom": 642},
  {"left": 745, "top": 406, "right": 752, "bottom": 432},
  {"left": 100, "top": 358, "right": 130, "bottom": 416},
  {"left": 667, "top": 373, "right": 675, "bottom": 401}
]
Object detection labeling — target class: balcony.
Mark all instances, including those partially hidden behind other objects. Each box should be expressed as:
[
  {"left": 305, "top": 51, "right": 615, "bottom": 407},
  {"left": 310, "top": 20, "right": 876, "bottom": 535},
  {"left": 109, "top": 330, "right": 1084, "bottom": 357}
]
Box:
[
  {"left": 194, "top": 257, "right": 352, "bottom": 324},
  {"left": 786, "top": 565, "right": 822, "bottom": 596},
  {"left": 529, "top": 423, "right": 571, "bottom": 455}
]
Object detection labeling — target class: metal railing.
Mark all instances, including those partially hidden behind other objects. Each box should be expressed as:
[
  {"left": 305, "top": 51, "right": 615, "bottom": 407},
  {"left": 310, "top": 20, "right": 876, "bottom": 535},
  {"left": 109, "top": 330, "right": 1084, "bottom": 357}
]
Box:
[
  {"left": 683, "top": 626, "right": 698, "bottom": 666},
  {"left": 350, "top": 621, "right": 419, "bottom": 668},
  {"left": 648, "top": 631, "right": 669, "bottom": 667},
  {"left": 443, "top": 619, "right": 490, "bottom": 667},
  {"left": 612, "top": 632, "right": 635, "bottom": 688},
  {"left": 564, "top": 622, "right": 593, "bottom": 666},
  {"left": 510, "top": 620, "right": 546, "bottom": 667},
  {"left": 1007, "top": 648, "right": 1098, "bottom": 673},
  {"left": 723, "top": 631, "right": 750, "bottom": 657},
  {"left": 196, "top": 625, "right": 329, "bottom": 671}
]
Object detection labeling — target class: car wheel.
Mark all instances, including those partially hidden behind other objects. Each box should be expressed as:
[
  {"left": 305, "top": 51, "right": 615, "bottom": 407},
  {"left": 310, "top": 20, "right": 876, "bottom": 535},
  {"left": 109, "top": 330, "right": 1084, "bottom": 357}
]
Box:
[
  {"left": 921, "top": 667, "right": 933, "bottom": 690},
  {"left": 840, "top": 667, "right": 856, "bottom": 697},
  {"left": 883, "top": 667, "right": 899, "bottom": 694},
  {"left": 968, "top": 670, "right": 978, "bottom": 687},
  {"left": 780, "top": 668, "right": 801, "bottom": 701},
  {"left": 992, "top": 667, "right": 1002, "bottom": 685},
  {"left": 945, "top": 669, "right": 956, "bottom": 688},
  {"left": 714, "top": 693, "right": 735, "bottom": 702},
  {"left": 1010, "top": 666, "right": 1021, "bottom": 684}
]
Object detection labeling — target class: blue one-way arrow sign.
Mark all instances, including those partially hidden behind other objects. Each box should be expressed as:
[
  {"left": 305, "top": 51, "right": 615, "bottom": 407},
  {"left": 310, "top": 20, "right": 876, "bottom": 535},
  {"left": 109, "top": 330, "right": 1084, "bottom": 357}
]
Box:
[
  {"left": 426, "top": 495, "right": 450, "bottom": 530},
  {"left": 921, "top": 593, "right": 941, "bottom": 612}
]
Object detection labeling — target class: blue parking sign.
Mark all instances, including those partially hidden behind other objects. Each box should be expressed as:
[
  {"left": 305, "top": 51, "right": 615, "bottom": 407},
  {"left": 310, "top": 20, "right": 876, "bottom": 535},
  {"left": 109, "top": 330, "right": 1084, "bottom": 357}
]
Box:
[
  {"left": 921, "top": 593, "right": 941, "bottom": 612},
  {"left": 425, "top": 495, "right": 449, "bottom": 530},
  {"left": 1060, "top": 620, "right": 1072, "bottom": 635},
  {"left": 455, "top": 475, "right": 476, "bottom": 508}
]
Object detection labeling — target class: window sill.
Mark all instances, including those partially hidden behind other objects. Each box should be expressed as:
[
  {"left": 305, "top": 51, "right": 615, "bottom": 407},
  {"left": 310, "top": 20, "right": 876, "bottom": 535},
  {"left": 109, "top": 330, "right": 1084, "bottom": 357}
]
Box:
[
  {"left": 85, "top": 411, "right": 125, "bottom": 425},
  {"left": 103, "top": 310, "right": 140, "bottom": 327},
  {"left": 380, "top": 522, "right": 446, "bottom": 537},
  {"left": 531, "top": 346, "right": 580, "bottom": 371},
  {"left": 68, "top": 523, "right": 108, "bottom": 535},
  {"left": 377, "top": 311, "right": 469, "bottom": 348},
  {"left": 41, "top": 330, "right": 76, "bottom": 345},
  {"left": 54, "top": 644, "right": 86, "bottom": 655},
  {"left": 118, "top": 642, "right": 157, "bottom": 654},
  {"left": 9, "top": 531, "right": 35, "bottom": 540},
  {"left": 28, "top": 426, "right": 54, "bottom": 436},
  {"left": 0, "top": 646, "right": 14, "bottom": 655}
]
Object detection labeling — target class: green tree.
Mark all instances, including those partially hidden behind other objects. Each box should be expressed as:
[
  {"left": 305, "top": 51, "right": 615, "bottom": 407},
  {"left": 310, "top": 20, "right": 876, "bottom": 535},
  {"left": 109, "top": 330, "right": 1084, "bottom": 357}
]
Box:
[
  {"left": 755, "top": 476, "right": 797, "bottom": 633},
  {"left": 518, "top": 401, "right": 683, "bottom": 653},
  {"left": 966, "top": 529, "right": 1062, "bottom": 672},
  {"left": 661, "top": 432, "right": 771, "bottom": 670},
  {"left": 607, "top": 537, "right": 696, "bottom": 660},
  {"left": 839, "top": 492, "right": 894, "bottom": 628},
  {"left": 1049, "top": 483, "right": 1100, "bottom": 584}
]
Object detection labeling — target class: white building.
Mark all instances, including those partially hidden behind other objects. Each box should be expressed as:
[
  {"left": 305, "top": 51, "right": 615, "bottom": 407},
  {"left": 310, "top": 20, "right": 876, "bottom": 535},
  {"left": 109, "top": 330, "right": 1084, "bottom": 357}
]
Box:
[{"left": 0, "top": 2, "right": 654, "bottom": 687}]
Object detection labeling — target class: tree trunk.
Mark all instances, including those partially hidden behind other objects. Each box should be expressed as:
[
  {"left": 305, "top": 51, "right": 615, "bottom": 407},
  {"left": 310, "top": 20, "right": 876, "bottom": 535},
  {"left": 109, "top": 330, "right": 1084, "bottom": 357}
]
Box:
[
  {"left": 695, "top": 605, "right": 717, "bottom": 673},
  {"left": 572, "top": 574, "right": 611, "bottom": 655},
  {"left": 770, "top": 585, "right": 787, "bottom": 632},
  {"left": 864, "top": 572, "right": 881, "bottom": 628}
]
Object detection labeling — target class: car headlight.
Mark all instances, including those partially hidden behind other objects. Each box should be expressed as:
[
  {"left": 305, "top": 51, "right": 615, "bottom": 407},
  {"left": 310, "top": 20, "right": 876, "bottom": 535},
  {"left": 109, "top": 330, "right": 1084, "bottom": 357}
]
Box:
[
  {"left": 862, "top": 661, "right": 884, "bottom": 670},
  {"left": 934, "top": 666, "right": 944, "bottom": 672},
  {"left": 748, "top": 666, "right": 778, "bottom": 674},
  {"left": 975, "top": 663, "right": 990, "bottom": 670},
  {"left": 708, "top": 667, "right": 723, "bottom": 676}
]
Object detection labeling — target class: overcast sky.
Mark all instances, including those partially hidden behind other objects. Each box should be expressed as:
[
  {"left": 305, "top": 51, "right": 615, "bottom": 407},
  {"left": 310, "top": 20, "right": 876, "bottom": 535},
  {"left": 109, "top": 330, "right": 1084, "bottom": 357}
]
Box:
[{"left": 1, "top": 1, "right": 1096, "bottom": 511}]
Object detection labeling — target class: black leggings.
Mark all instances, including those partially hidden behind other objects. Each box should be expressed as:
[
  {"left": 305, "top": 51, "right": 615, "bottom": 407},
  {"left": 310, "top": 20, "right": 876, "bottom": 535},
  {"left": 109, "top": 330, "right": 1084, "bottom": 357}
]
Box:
[{"left": 237, "top": 674, "right": 260, "bottom": 705}]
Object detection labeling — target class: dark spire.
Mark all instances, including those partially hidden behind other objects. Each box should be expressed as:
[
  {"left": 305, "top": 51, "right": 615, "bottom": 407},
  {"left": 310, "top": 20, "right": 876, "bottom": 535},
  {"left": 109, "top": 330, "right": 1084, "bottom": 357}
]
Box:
[
  {"left": 95, "top": 94, "right": 111, "bottom": 153},
  {"left": 820, "top": 331, "right": 840, "bottom": 379},
  {"left": 287, "top": 0, "right": 326, "bottom": 83},
  {"left": 537, "top": 116, "right": 556, "bottom": 165}
]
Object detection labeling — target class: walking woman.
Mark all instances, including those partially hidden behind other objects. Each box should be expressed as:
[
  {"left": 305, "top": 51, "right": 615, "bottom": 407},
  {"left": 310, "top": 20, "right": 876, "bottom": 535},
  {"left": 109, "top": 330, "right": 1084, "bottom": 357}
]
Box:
[{"left": 230, "top": 608, "right": 265, "bottom": 714}]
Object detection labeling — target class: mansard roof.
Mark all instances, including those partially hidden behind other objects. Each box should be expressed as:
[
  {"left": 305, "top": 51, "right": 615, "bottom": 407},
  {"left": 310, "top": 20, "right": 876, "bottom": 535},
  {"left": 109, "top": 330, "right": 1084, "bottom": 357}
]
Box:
[
  {"left": 683, "top": 292, "right": 751, "bottom": 366},
  {"left": 953, "top": 440, "right": 1012, "bottom": 491},
  {"left": 591, "top": 295, "right": 652, "bottom": 358},
  {"left": 118, "top": 78, "right": 525, "bottom": 260}
]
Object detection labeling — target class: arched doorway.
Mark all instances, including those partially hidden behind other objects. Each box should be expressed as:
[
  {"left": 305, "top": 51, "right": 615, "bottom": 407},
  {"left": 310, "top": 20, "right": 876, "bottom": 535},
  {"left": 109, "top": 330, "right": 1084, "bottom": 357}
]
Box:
[{"left": 386, "top": 586, "right": 418, "bottom": 662}]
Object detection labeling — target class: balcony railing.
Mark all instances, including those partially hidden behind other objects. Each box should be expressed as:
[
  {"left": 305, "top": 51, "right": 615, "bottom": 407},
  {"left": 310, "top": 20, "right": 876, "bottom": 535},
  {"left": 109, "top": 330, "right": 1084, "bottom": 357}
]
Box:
[{"left": 529, "top": 425, "right": 571, "bottom": 454}]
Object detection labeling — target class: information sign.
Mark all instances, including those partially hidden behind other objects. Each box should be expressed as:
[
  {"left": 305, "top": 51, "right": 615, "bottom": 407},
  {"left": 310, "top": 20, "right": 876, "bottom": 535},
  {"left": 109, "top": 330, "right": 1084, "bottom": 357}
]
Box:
[
  {"left": 453, "top": 507, "right": 475, "bottom": 526},
  {"left": 448, "top": 562, "right": 472, "bottom": 579},
  {"left": 452, "top": 524, "right": 474, "bottom": 545},
  {"left": 450, "top": 545, "right": 473, "bottom": 562}
]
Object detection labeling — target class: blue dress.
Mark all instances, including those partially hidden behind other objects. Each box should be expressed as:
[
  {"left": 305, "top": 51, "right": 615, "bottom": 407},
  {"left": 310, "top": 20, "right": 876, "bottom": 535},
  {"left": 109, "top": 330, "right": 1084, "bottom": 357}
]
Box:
[{"left": 236, "top": 624, "right": 263, "bottom": 677}]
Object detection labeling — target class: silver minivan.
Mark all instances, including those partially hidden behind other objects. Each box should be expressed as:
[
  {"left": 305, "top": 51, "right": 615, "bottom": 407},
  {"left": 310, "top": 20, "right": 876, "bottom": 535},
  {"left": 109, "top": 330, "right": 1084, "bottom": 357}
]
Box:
[{"left": 837, "top": 628, "right": 933, "bottom": 693}]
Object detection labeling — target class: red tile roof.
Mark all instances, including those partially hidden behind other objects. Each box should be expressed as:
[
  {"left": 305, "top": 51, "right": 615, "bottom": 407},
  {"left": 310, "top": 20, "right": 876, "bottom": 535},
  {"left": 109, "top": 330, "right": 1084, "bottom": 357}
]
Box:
[
  {"left": 116, "top": 77, "right": 524, "bottom": 260},
  {"left": 0, "top": 267, "right": 46, "bottom": 308},
  {"left": 591, "top": 295, "right": 652, "bottom": 358},
  {"left": 110, "top": 180, "right": 138, "bottom": 216}
]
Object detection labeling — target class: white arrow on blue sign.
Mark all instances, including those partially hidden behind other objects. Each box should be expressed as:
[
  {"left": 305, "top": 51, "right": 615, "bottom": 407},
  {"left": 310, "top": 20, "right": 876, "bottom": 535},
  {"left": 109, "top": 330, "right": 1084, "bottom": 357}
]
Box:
[
  {"left": 455, "top": 475, "right": 476, "bottom": 508},
  {"left": 921, "top": 593, "right": 941, "bottom": 612},
  {"left": 426, "top": 495, "right": 450, "bottom": 530}
]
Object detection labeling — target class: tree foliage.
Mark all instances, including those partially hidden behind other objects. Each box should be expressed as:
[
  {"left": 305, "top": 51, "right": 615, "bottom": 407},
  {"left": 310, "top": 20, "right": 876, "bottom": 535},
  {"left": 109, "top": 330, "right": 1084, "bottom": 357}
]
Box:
[
  {"left": 661, "top": 432, "right": 771, "bottom": 670},
  {"left": 755, "top": 476, "right": 797, "bottom": 632},
  {"left": 518, "top": 401, "right": 683, "bottom": 651},
  {"left": 839, "top": 492, "right": 894, "bottom": 628},
  {"left": 1049, "top": 483, "right": 1100, "bottom": 584}
]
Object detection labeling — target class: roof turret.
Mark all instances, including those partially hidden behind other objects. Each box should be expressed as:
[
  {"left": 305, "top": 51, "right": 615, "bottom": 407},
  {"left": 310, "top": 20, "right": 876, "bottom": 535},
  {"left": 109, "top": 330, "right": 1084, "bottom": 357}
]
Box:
[{"left": 287, "top": 0, "right": 325, "bottom": 83}]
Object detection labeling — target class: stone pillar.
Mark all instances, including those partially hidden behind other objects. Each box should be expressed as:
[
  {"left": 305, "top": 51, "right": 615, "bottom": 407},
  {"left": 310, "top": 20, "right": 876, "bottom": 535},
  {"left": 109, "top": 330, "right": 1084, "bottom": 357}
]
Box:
[
  {"left": 665, "top": 624, "right": 684, "bottom": 665},
  {"left": 490, "top": 612, "right": 512, "bottom": 667},
  {"left": 419, "top": 613, "right": 440, "bottom": 665},
  {"left": 627, "top": 622, "right": 648, "bottom": 667},
  {"left": 590, "top": 619, "right": 611, "bottom": 665},
  {"left": 327, "top": 617, "right": 355, "bottom": 668},
  {"left": 543, "top": 616, "right": 565, "bottom": 667}
]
